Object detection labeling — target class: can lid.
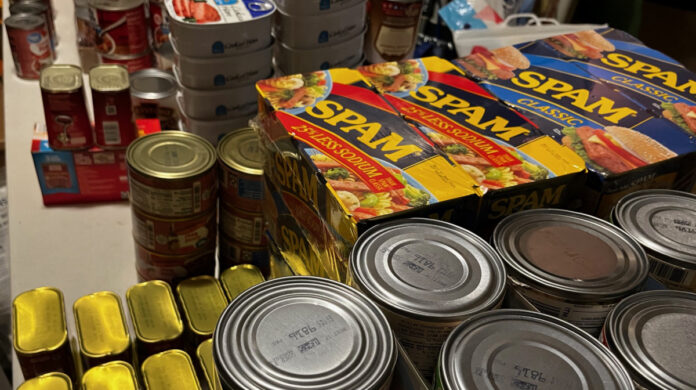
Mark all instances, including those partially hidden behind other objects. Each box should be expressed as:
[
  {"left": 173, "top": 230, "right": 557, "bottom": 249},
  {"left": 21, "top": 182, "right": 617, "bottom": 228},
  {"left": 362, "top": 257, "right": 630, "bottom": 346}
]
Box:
[
  {"left": 493, "top": 209, "right": 649, "bottom": 299},
  {"left": 142, "top": 350, "right": 202, "bottom": 390},
  {"left": 12, "top": 287, "right": 68, "bottom": 354},
  {"left": 126, "top": 281, "right": 184, "bottom": 344},
  {"left": 176, "top": 276, "right": 228, "bottom": 337},
  {"left": 217, "top": 128, "right": 264, "bottom": 176},
  {"left": 40, "top": 65, "right": 83, "bottom": 93},
  {"left": 89, "top": 65, "right": 130, "bottom": 92},
  {"left": 613, "top": 189, "right": 696, "bottom": 268},
  {"left": 214, "top": 276, "right": 397, "bottom": 389},
  {"left": 5, "top": 13, "right": 45, "bottom": 29},
  {"left": 81, "top": 361, "right": 138, "bottom": 390},
  {"left": 126, "top": 131, "right": 217, "bottom": 180},
  {"left": 9, "top": 2, "right": 48, "bottom": 14},
  {"left": 351, "top": 218, "right": 506, "bottom": 320},
  {"left": 73, "top": 291, "right": 131, "bottom": 358},
  {"left": 219, "top": 264, "right": 265, "bottom": 301},
  {"left": 196, "top": 339, "right": 224, "bottom": 390},
  {"left": 17, "top": 372, "right": 73, "bottom": 390},
  {"left": 88, "top": 0, "right": 144, "bottom": 11},
  {"left": 129, "top": 68, "right": 177, "bottom": 100},
  {"left": 605, "top": 290, "right": 696, "bottom": 389},
  {"left": 438, "top": 309, "right": 634, "bottom": 389}
]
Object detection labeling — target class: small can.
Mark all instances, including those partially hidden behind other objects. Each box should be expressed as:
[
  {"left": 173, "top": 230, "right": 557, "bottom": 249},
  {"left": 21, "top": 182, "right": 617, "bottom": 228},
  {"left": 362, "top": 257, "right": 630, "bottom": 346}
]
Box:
[
  {"left": 350, "top": 218, "right": 507, "bottom": 380},
  {"left": 214, "top": 276, "right": 397, "bottom": 389},
  {"left": 219, "top": 205, "right": 266, "bottom": 246},
  {"left": 12, "top": 287, "right": 76, "bottom": 381},
  {"left": 602, "top": 290, "right": 696, "bottom": 390},
  {"left": 88, "top": 0, "right": 149, "bottom": 55},
  {"left": 493, "top": 209, "right": 650, "bottom": 336},
  {"left": 148, "top": 0, "right": 170, "bottom": 49},
  {"left": 89, "top": 64, "right": 138, "bottom": 148},
  {"left": 17, "top": 372, "right": 73, "bottom": 390},
  {"left": 126, "top": 131, "right": 218, "bottom": 218},
  {"left": 142, "top": 350, "right": 202, "bottom": 390},
  {"left": 217, "top": 129, "right": 265, "bottom": 212},
  {"left": 612, "top": 189, "right": 696, "bottom": 292},
  {"left": 218, "top": 234, "right": 269, "bottom": 275},
  {"left": 130, "top": 69, "right": 180, "bottom": 130},
  {"left": 131, "top": 207, "right": 217, "bottom": 255},
  {"left": 40, "top": 65, "right": 94, "bottom": 150},
  {"left": 9, "top": 0, "right": 57, "bottom": 49},
  {"left": 81, "top": 361, "right": 139, "bottom": 390},
  {"left": 5, "top": 13, "right": 54, "bottom": 79},
  {"left": 219, "top": 264, "right": 265, "bottom": 301},
  {"left": 434, "top": 310, "right": 634, "bottom": 390},
  {"left": 196, "top": 339, "right": 223, "bottom": 390},
  {"left": 134, "top": 244, "right": 216, "bottom": 285},
  {"left": 100, "top": 50, "right": 154, "bottom": 74},
  {"left": 176, "top": 276, "right": 229, "bottom": 345},
  {"left": 73, "top": 291, "right": 132, "bottom": 370}
]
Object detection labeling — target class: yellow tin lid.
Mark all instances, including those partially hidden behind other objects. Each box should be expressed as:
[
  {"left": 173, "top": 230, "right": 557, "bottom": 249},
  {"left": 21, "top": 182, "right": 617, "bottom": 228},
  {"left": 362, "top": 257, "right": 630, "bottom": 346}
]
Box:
[
  {"left": 73, "top": 291, "right": 131, "bottom": 358},
  {"left": 40, "top": 65, "right": 83, "bottom": 93},
  {"left": 142, "top": 349, "right": 201, "bottom": 390},
  {"left": 18, "top": 372, "right": 72, "bottom": 390},
  {"left": 196, "top": 339, "right": 223, "bottom": 390},
  {"left": 13, "top": 287, "right": 68, "bottom": 354},
  {"left": 126, "top": 131, "right": 217, "bottom": 180},
  {"left": 81, "top": 361, "right": 138, "bottom": 390},
  {"left": 126, "top": 281, "right": 184, "bottom": 344},
  {"left": 217, "top": 128, "right": 264, "bottom": 176},
  {"left": 176, "top": 276, "right": 228, "bottom": 337},
  {"left": 219, "top": 264, "right": 265, "bottom": 301},
  {"left": 89, "top": 65, "right": 130, "bottom": 92}
]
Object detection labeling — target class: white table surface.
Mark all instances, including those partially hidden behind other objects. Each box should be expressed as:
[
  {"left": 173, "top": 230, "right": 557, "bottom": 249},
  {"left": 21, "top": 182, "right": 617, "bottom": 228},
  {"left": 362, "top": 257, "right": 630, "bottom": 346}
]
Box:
[{"left": 3, "top": 2, "right": 137, "bottom": 388}]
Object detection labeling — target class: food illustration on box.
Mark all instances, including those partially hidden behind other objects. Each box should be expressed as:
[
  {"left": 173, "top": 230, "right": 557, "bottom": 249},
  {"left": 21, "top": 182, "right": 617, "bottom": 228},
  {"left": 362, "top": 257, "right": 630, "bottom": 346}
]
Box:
[
  {"left": 256, "top": 72, "right": 330, "bottom": 110},
  {"left": 662, "top": 103, "right": 696, "bottom": 135},
  {"left": 543, "top": 30, "right": 615, "bottom": 60},
  {"left": 453, "top": 46, "right": 530, "bottom": 81},
  {"left": 359, "top": 59, "right": 425, "bottom": 93},
  {"left": 168, "top": 0, "right": 274, "bottom": 24}
]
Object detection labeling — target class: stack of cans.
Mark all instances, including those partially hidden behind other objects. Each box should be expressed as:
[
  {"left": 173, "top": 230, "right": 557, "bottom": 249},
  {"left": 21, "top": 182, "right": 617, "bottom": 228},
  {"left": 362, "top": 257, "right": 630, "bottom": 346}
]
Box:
[{"left": 5, "top": 0, "right": 56, "bottom": 80}]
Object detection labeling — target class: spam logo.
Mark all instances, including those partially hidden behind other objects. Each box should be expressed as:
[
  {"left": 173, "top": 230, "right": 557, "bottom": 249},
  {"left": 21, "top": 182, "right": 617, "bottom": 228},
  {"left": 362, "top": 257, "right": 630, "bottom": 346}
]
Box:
[
  {"left": 600, "top": 53, "right": 696, "bottom": 98},
  {"left": 488, "top": 184, "right": 567, "bottom": 219},
  {"left": 271, "top": 151, "right": 320, "bottom": 208}
]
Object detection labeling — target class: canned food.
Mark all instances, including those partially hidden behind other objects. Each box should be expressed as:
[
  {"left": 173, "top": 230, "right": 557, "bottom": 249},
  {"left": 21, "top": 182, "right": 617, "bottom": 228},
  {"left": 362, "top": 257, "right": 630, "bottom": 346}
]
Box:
[
  {"left": 73, "top": 291, "right": 132, "bottom": 369},
  {"left": 17, "top": 372, "right": 72, "bottom": 390},
  {"left": 9, "top": 0, "right": 57, "bottom": 48},
  {"left": 154, "top": 41, "right": 174, "bottom": 71},
  {"left": 89, "top": 64, "right": 138, "bottom": 148},
  {"left": 365, "top": 0, "right": 423, "bottom": 63},
  {"left": 274, "top": 1, "right": 366, "bottom": 49},
  {"left": 142, "top": 350, "right": 202, "bottom": 390},
  {"left": 435, "top": 310, "right": 634, "bottom": 390},
  {"left": 176, "top": 82, "right": 258, "bottom": 121},
  {"left": 219, "top": 264, "right": 265, "bottom": 301},
  {"left": 100, "top": 50, "right": 154, "bottom": 74},
  {"left": 12, "top": 287, "right": 76, "bottom": 381},
  {"left": 134, "top": 244, "right": 216, "bottom": 285},
  {"left": 218, "top": 234, "right": 269, "bottom": 275},
  {"left": 217, "top": 128, "right": 264, "bottom": 212},
  {"left": 274, "top": 27, "right": 365, "bottom": 74},
  {"left": 148, "top": 0, "right": 170, "bottom": 49},
  {"left": 125, "top": 281, "right": 185, "bottom": 359},
  {"left": 126, "top": 131, "right": 218, "bottom": 218},
  {"left": 220, "top": 205, "right": 266, "bottom": 246},
  {"left": 88, "top": 0, "right": 149, "bottom": 55},
  {"left": 178, "top": 100, "right": 253, "bottom": 145},
  {"left": 493, "top": 209, "right": 649, "bottom": 336},
  {"left": 40, "top": 65, "right": 94, "bottom": 150},
  {"left": 176, "top": 276, "right": 229, "bottom": 344},
  {"left": 130, "top": 68, "right": 180, "bottom": 129},
  {"left": 5, "top": 13, "right": 53, "bottom": 79},
  {"left": 196, "top": 339, "right": 223, "bottom": 390},
  {"left": 274, "top": 0, "right": 365, "bottom": 16},
  {"left": 214, "top": 276, "right": 397, "bottom": 389},
  {"left": 131, "top": 207, "right": 216, "bottom": 255},
  {"left": 164, "top": 0, "right": 275, "bottom": 58},
  {"left": 75, "top": 0, "right": 100, "bottom": 72},
  {"left": 81, "top": 361, "right": 138, "bottom": 390},
  {"left": 602, "top": 290, "right": 696, "bottom": 390},
  {"left": 612, "top": 189, "right": 696, "bottom": 292},
  {"left": 350, "top": 218, "right": 506, "bottom": 380}
]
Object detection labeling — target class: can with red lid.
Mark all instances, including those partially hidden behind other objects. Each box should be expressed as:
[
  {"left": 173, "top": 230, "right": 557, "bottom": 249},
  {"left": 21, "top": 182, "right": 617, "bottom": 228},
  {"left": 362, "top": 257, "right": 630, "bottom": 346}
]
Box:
[
  {"left": 100, "top": 50, "right": 154, "bottom": 74},
  {"left": 220, "top": 204, "right": 266, "bottom": 246},
  {"left": 132, "top": 207, "right": 216, "bottom": 256},
  {"left": 217, "top": 129, "right": 265, "bottom": 212},
  {"left": 148, "top": 0, "right": 170, "bottom": 49},
  {"left": 219, "top": 234, "right": 269, "bottom": 275},
  {"left": 9, "top": 0, "right": 57, "bottom": 49},
  {"left": 5, "top": 13, "right": 54, "bottom": 79},
  {"left": 135, "top": 244, "right": 216, "bottom": 285},
  {"left": 89, "top": 0, "right": 149, "bottom": 56},
  {"left": 89, "top": 64, "right": 138, "bottom": 149}
]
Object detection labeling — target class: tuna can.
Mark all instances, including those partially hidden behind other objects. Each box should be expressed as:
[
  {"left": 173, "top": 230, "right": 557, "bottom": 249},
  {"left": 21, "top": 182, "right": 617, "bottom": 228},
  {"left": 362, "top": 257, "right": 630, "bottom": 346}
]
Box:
[
  {"left": 17, "top": 372, "right": 73, "bottom": 390},
  {"left": 12, "top": 287, "right": 76, "bottom": 381},
  {"left": 142, "top": 350, "right": 202, "bottom": 390},
  {"left": 99, "top": 50, "right": 154, "bottom": 74},
  {"left": 9, "top": 0, "right": 57, "bottom": 48},
  {"left": 89, "top": 64, "right": 138, "bottom": 148},
  {"left": 176, "top": 81, "right": 258, "bottom": 121},
  {"left": 164, "top": 0, "right": 275, "bottom": 58},
  {"left": 218, "top": 234, "right": 269, "bottom": 275},
  {"left": 365, "top": 0, "right": 424, "bottom": 63},
  {"left": 217, "top": 128, "right": 265, "bottom": 212},
  {"left": 612, "top": 189, "right": 696, "bottom": 292},
  {"left": 493, "top": 208, "right": 649, "bottom": 336},
  {"left": 148, "top": 0, "right": 170, "bottom": 49},
  {"left": 274, "top": 27, "right": 365, "bottom": 74},
  {"left": 176, "top": 276, "right": 229, "bottom": 345},
  {"left": 40, "top": 64, "right": 94, "bottom": 150},
  {"left": 350, "top": 218, "right": 507, "bottom": 380},
  {"left": 5, "top": 13, "right": 54, "bottom": 79},
  {"left": 154, "top": 40, "right": 174, "bottom": 72},
  {"left": 219, "top": 264, "right": 265, "bottom": 301},
  {"left": 197, "top": 339, "right": 223, "bottom": 390},
  {"left": 126, "top": 131, "right": 217, "bottom": 218},
  {"left": 434, "top": 310, "right": 634, "bottom": 390},
  {"left": 220, "top": 205, "right": 266, "bottom": 246},
  {"left": 131, "top": 207, "right": 216, "bottom": 255},
  {"left": 130, "top": 68, "right": 180, "bottom": 130},
  {"left": 81, "top": 361, "right": 139, "bottom": 390},
  {"left": 88, "top": 0, "right": 149, "bottom": 55},
  {"left": 214, "top": 276, "right": 397, "bottom": 389},
  {"left": 602, "top": 290, "right": 696, "bottom": 390},
  {"left": 274, "top": 1, "right": 366, "bottom": 49},
  {"left": 274, "top": 0, "right": 366, "bottom": 16},
  {"left": 134, "top": 244, "right": 216, "bottom": 284}
]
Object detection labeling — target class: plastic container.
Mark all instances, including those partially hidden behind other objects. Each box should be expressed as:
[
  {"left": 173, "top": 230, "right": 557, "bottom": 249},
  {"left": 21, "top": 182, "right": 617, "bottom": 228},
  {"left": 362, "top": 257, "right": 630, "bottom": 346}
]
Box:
[
  {"left": 274, "top": 0, "right": 365, "bottom": 16},
  {"left": 273, "top": 1, "right": 366, "bottom": 49},
  {"left": 274, "top": 27, "right": 365, "bottom": 74},
  {"left": 176, "top": 80, "right": 258, "bottom": 121},
  {"left": 178, "top": 97, "right": 253, "bottom": 145}
]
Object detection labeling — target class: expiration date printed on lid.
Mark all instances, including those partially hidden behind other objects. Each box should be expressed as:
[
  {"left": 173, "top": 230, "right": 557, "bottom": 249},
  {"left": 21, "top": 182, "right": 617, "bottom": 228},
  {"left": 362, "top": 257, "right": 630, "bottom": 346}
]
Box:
[
  {"left": 166, "top": 0, "right": 275, "bottom": 24},
  {"left": 651, "top": 210, "right": 696, "bottom": 243}
]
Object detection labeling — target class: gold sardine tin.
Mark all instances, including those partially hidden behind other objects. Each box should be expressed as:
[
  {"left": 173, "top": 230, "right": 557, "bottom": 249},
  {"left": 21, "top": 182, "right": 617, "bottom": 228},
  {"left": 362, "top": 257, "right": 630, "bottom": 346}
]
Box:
[{"left": 219, "top": 264, "right": 265, "bottom": 301}]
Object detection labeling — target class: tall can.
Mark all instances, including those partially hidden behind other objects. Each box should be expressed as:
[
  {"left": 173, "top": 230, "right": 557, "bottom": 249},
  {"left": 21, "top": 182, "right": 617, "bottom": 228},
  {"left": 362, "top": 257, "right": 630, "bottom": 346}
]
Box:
[
  {"left": 217, "top": 129, "right": 265, "bottom": 212},
  {"left": 88, "top": 0, "right": 149, "bottom": 56},
  {"left": 5, "top": 13, "right": 54, "bottom": 79},
  {"left": 89, "top": 64, "right": 138, "bottom": 148},
  {"left": 148, "top": 0, "right": 170, "bottom": 49},
  {"left": 130, "top": 68, "right": 180, "bottom": 130},
  {"left": 9, "top": 0, "right": 57, "bottom": 49},
  {"left": 365, "top": 0, "right": 424, "bottom": 63}
]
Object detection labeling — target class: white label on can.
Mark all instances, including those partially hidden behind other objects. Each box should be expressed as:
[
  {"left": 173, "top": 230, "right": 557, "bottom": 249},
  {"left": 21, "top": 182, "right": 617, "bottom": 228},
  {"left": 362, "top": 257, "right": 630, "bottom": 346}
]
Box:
[
  {"left": 133, "top": 217, "right": 157, "bottom": 250},
  {"left": 375, "top": 26, "right": 415, "bottom": 57},
  {"left": 129, "top": 179, "right": 200, "bottom": 217}
]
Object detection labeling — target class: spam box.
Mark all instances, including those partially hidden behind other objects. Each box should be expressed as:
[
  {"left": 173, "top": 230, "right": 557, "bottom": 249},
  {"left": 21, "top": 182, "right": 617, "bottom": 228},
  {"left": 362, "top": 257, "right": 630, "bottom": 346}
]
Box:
[
  {"left": 453, "top": 42, "right": 696, "bottom": 217},
  {"left": 358, "top": 57, "right": 586, "bottom": 233}
]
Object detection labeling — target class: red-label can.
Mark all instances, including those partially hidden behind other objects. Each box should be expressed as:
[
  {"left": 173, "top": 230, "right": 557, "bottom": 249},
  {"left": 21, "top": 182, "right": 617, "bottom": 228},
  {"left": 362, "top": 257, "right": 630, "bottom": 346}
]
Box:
[
  {"left": 148, "top": 0, "right": 170, "bottom": 49},
  {"left": 100, "top": 50, "right": 154, "bottom": 74},
  {"left": 90, "top": 64, "right": 138, "bottom": 148},
  {"left": 89, "top": 0, "right": 149, "bottom": 55},
  {"left": 5, "top": 13, "right": 53, "bottom": 79},
  {"left": 220, "top": 204, "right": 266, "bottom": 246},
  {"left": 217, "top": 129, "right": 265, "bottom": 212},
  {"left": 132, "top": 206, "right": 217, "bottom": 255},
  {"left": 135, "top": 244, "right": 216, "bottom": 285},
  {"left": 219, "top": 234, "right": 269, "bottom": 275},
  {"left": 9, "top": 0, "right": 58, "bottom": 49}
]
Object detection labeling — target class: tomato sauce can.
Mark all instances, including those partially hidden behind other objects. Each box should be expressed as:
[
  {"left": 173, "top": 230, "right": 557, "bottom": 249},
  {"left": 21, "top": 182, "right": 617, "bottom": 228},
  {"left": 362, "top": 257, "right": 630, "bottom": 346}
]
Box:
[
  {"left": 100, "top": 50, "right": 154, "bottom": 74},
  {"left": 9, "top": 0, "right": 57, "bottom": 49},
  {"left": 148, "top": 0, "right": 170, "bottom": 49},
  {"left": 219, "top": 204, "right": 266, "bottom": 246},
  {"left": 218, "top": 234, "right": 269, "bottom": 275},
  {"left": 134, "top": 244, "right": 216, "bottom": 285},
  {"left": 89, "top": 64, "right": 138, "bottom": 149},
  {"left": 5, "top": 13, "right": 54, "bottom": 79},
  {"left": 217, "top": 129, "right": 265, "bottom": 212},
  {"left": 88, "top": 0, "right": 149, "bottom": 56},
  {"left": 131, "top": 206, "right": 217, "bottom": 255}
]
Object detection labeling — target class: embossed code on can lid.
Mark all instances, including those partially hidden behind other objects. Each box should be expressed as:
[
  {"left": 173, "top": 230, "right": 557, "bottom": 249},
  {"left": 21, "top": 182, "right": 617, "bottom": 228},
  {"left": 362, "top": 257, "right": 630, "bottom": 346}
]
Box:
[
  {"left": 5, "top": 13, "right": 45, "bottom": 30},
  {"left": 130, "top": 68, "right": 177, "bottom": 100},
  {"left": 214, "top": 276, "right": 397, "bottom": 390},
  {"left": 196, "top": 339, "right": 223, "bottom": 390},
  {"left": 126, "top": 131, "right": 217, "bottom": 180},
  {"left": 142, "top": 349, "right": 201, "bottom": 390},
  {"left": 89, "top": 65, "right": 130, "bottom": 92},
  {"left": 12, "top": 287, "right": 68, "bottom": 354},
  {"left": 40, "top": 65, "right": 83, "bottom": 93},
  {"left": 88, "top": 0, "right": 145, "bottom": 11},
  {"left": 126, "top": 281, "right": 184, "bottom": 344},
  {"left": 217, "top": 128, "right": 264, "bottom": 176},
  {"left": 81, "top": 361, "right": 138, "bottom": 390},
  {"left": 73, "top": 291, "right": 131, "bottom": 358},
  {"left": 17, "top": 372, "right": 73, "bottom": 390},
  {"left": 219, "top": 264, "right": 265, "bottom": 301},
  {"left": 176, "top": 276, "right": 228, "bottom": 337}
]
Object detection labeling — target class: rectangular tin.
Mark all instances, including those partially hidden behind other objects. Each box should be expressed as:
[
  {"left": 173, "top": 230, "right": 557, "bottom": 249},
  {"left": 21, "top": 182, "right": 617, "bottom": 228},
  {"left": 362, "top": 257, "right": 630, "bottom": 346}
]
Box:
[
  {"left": 141, "top": 349, "right": 202, "bottom": 390},
  {"left": 176, "top": 276, "right": 229, "bottom": 345},
  {"left": 219, "top": 264, "right": 266, "bottom": 301}
]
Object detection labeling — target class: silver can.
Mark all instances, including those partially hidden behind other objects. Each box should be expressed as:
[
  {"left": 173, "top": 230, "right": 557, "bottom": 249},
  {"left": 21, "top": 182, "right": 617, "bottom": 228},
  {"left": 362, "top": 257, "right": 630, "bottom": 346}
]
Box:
[
  {"left": 435, "top": 309, "right": 634, "bottom": 390},
  {"left": 350, "top": 218, "right": 506, "bottom": 380},
  {"left": 493, "top": 209, "right": 649, "bottom": 336},
  {"left": 129, "top": 68, "right": 179, "bottom": 130},
  {"left": 602, "top": 290, "right": 696, "bottom": 390},
  {"left": 214, "top": 276, "right": 397, "bottom": 390},
  {"left": 612, "top": 189, "right": 696, "bottom": 292}
]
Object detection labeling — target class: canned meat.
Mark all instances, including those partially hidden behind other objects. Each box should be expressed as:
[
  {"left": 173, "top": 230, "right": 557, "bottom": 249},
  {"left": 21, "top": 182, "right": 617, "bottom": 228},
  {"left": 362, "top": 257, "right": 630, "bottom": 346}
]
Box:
[
  {"left": 9, "top": 1, "right": 57, "bottom": 48},
  {"left": 81, "top": 361, "right": 138, "bottom": 390},
  {"left": 100, "top": 50, "right": 154, "bottom": 74},
  {"left": 88, "top": 0, "right": 149, "bottom": 55},
  {"left": 196, "top": 339, "right": 223, "bottom": 390},
  {"left": 176, "top": 276, "right": 229, "bottom": 345},
  {"left": 219, "top": 264, "right": 265, "bottom": 301},
  {"left": 273, "top": 1, "right": 366, "bottom": 49},
  {"left": 142, "top": 350, "right": 202, "bottom": 390},
  {"left": 217, "top": 128, "right": 264, "bottom": 212},
  {"left": 5, "top": 13, "right": 54, "bottom": 79},
  {"left": 89, "top": 64, "right": 138, "bottom": 148},
  {"left": 134, "top": 245, "right": 216, "bottom": 285},
  {"left": 131, "top": 207, "right": 216, "bottom": 255},
  {"left": 218, "top": 234, "right": 269, "bottom": 275}
]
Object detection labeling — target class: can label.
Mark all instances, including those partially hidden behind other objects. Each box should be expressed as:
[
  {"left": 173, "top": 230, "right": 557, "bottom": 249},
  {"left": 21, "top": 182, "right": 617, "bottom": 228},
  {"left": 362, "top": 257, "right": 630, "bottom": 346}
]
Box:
[
  {"left": 132, "top": 208, "right": 216, "bottom": 255},
  {"left": 101, "top": 52, "right": 154, "bottom": 74},
  {"left": 149, "top": 1, "right": 170, "bottom": 49},
  {"left": 92, "top": 89, "right": 138, "bottom": 148},
  {"left": 220, "top": 206, "right": 265, "bottom": 246},
  {"left": 132, "top": 97, "right": 179, "bottom": 130},
  {"left": 647, "top": 255, "right": 696, "bottom": 292},
  {"left": 221, "top": 169, "right": 264, "bottom": 212},
  {"left": 366, "top": 0, "right": 423, "bottom": 63},
  {"left": 41, "top": 90, "right": 94, "bottom": 150},
  {"left": 219, "top": 236, "right": 269, "bottom": 272},
  {"left": 93, "top": 5, "right": 148, "bottom": 55},
  {"left": 135, "top": 245, "right": 216, "bottom": 284},
  {"left": 128, "top": 168, "right": 217, "bottom": 218},
  {"left": 7, "top": 23, "right": 53, "bottom": 79}
]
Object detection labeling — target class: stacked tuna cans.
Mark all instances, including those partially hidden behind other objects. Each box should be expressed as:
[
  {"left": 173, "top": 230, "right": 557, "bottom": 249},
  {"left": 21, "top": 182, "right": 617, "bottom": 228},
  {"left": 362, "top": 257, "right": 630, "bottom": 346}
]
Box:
[{"left": 273, "top": 0, "right": 367, "bottom": 75}]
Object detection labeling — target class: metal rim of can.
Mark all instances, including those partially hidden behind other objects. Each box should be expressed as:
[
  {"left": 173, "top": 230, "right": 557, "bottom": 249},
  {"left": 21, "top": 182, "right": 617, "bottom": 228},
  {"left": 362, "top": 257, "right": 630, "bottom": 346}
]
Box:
[
  {"left": 129, "top": 68, "right": 177, "bottom": 100},
  {"left": 604, "top": 290, "right": 696, "bottom": 389},
  {"left": 40, "top": 64, "right": 84, "bottom": 93},
  {"left": 87, "top": 0, "right": 145, "bottom": 11},
  {"left": 5, "top": 12, "right": 46, "bottom": 30},
  {"left": 141, "top": 349, "right": 202, "bottom": 390},
  {"left": 100, "top": 49, "right": 153, "bottom": 61},
  {"left": 492, "top": 208, "right": 649, "bottom": 300},
  {"left": 165, "top": 0, "right": 276, "bottom": 29},
  {"left": 350, "top": 218, "right": 507, "bottom": 321},
  {"left": 17, "top": 372, "right": 73, "bottom": 390},
  {"left": 437, "top": 309, "right": 634, "bottom": 390},
  {"left": 126, "top": 280, "right": 185, "bottom": 345},
  {"left": 73, "top": 291, "right": 131, "bottom": 359},
  {"left": 81, "top": 360, "right": 138, "bottom": 389},
  {"left": 214, "top": 276, "right": 397, "bottom": 390},
  {"left": 217, "top": 128, "right": 264, "bottom": 176},
  {"left": 9, "top": 2, "right": 48, "bottom": 16},
  {"left": 12, "top": 287, "right": 68, "bottom": 355},
  {"left": 89, "top": 64, "right": 130, "bottom": 92}
]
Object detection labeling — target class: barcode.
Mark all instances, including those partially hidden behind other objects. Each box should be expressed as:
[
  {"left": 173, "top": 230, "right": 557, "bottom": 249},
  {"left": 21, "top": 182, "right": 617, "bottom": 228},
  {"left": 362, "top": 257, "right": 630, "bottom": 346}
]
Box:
[
  {"left": 193, "top": 181, "right": 201, "bottom": 213},
  {"left": 106, "top": 104, "right": 117, "bottom": 115},
  {"left": 650, "top": 260, "right": 687, "bottom": 285},
  {"left": 254, "top": 217, "right": 263, "bottom": 244},
  {"left": 102, "top": 121, "right": 121, "bottom": 145}
]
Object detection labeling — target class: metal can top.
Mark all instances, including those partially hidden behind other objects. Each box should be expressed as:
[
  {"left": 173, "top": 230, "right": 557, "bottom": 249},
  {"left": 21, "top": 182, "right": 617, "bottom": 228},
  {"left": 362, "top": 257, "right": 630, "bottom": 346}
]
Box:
[
  {"left": 12, "top": 287, "right": 68, "bottom": 355},
  {"left": 604, "top": 290, "right": 696, "bottom": 390},
  {"left": 88, "top": 0, "right": 145, "bottom": 11},
  {"left": 493, "top": 209, "right": 649, "bottom": 299},
  {"left": 214, "top": 276, "right": 397, "bottom": 390},
  {"left": 81, "top": 361, "right": 139, "bottom": 390},
  {"left": 613, "top": 189, "right": 696, "bottom": 269},
  {"left": 126, "top": 281, "right": 184, "bottom": 344},
  {"left": 176, "top": 276, "right": 229, "bottom": 337},
  {"left": 196, "top": 339, "right": 223, "bottom": 390},
  {"left": 126, "top": 131, "right": 217, "bottom": 180},
  {"left": 73, "top": 291, "right": 131, "bottom": 358},
  {"left": 217, "top": 128, "right": 264, "bottom": 176},
  {"left": 10, "top": 2, "right": 48, "bottom": 15},
  {"left": 89, "top": 65, "right": 130, "bottom": 92},
  {"left": 438, "top": 309, "right": 634, "bottom": 390},
  {"left": 4, "top": 13, "right": 45, "bottom": 30},
  {"left": 40, "top": 65, "right": 84, "bottom": 93},
  {"left": 351, "top": 218, "right": 507, "bottom": 320},
  {"left": 142, "top": 349, "right": 202, "bottom": 390},
  {"left": 129, "top": 68, "right": 177, "bottom": 100},
  {"left": 219, "top": 264, "right": 266, "bottom": 301},
  {"left": 17, "top": 372, "right": 73, "bottom": 390}
]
